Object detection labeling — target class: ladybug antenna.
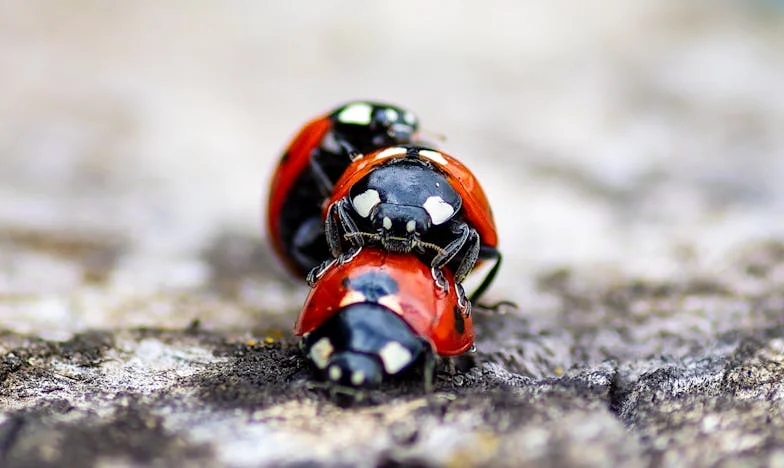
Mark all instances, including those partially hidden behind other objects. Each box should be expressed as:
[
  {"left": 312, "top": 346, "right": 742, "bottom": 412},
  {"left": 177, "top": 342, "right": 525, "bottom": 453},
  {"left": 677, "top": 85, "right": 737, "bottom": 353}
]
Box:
[
  {"left": 344, "top": 231, "right": 381, "bottom": 243},
  {"left": 416, "top": 240, "right": 447, "bottom": 257},
  {"left": 342, "top": 233, "right": 447, "bottom": 257}
]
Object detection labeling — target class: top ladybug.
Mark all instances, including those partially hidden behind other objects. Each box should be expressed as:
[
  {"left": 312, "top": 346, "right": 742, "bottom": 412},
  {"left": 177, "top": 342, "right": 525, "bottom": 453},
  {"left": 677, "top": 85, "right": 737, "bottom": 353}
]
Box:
[
  {"left": 314, "top": 145, "right": 501, "bottom": 312},
  {"left": 267, "top": 101, "right": 421, "bottom": 277}
]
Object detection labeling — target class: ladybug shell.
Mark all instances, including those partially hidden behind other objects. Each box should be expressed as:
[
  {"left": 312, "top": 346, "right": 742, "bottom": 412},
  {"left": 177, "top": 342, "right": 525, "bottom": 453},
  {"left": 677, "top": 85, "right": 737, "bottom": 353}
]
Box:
[
  {"left": 294, "top": 248, "right": 474, "bottom": 356},
  {"left": 266, "top": 116, "right": 332, "bottom": 276},
  {"left": 326, "top": 146, "right": 498, "bottom": 248}
]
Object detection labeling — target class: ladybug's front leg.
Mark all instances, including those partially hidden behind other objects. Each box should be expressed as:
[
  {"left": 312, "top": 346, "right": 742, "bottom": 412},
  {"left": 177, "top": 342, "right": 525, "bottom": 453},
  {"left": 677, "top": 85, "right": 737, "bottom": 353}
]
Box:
[
  {"left": 429, "top": 222, "right": 469, "bottom": 296},
  {"left": 325, "top": 198, "right": 359, "bottom": 257},
  {"left": 430, "top": 222, "right": 480, "bottom": 316},
  {"left": 430, "top": 222, "right": 472, "bottom": 276},
  {"left": 325, "top": 198, "right": 364, "bottom": 265},
  {"left": 306, "top": 257, "right": 336, "bottom": 287},
  {"left": 451, "top": 226, "right": 481, "bottom": 285}
]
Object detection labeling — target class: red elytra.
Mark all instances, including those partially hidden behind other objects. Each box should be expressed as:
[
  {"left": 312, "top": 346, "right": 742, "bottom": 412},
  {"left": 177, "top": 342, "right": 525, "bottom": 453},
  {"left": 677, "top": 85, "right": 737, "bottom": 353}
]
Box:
[
  {"left": 266, "top": 116, "right": 333, "bottom": 276},
  {"left": 324, "top": 147, "right": 498, "bottom": 249},
  {"left": 295, "top": 247, "right": 474, "bottom": 356}
]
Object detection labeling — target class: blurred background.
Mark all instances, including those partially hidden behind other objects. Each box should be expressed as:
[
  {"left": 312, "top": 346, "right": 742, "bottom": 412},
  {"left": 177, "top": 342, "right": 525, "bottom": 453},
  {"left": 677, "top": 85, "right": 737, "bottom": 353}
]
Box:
[{"left": 1, "top": 1, "right": 782, "bottom": 337}]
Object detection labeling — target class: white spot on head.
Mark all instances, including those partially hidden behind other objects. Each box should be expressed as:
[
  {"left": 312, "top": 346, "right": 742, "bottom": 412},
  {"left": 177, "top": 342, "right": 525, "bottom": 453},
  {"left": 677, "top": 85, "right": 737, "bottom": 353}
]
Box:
[
  {"left": 352, "top": 189, "right": 381, "bottom": 218},
  {"left": 351, "top": 371, "right": 365, "bottom": 386},
  {"left": 374, "top": 146, "right": 408, "bottom": 160},
  {"left": 329, "top": 365, "right": 342, "bottom": 381},
  {"left": 382, "top": 217, "right": 392, "bottom": 230},
  {"left": 418, "top": 149, "right": 448, "bottom": 165},
  {"left": 404, "top": 111, "right": 417, "bottom": 125},
  {"left": 378, "top": 342, "right": 414, "bottom": 374},
  {"left": 337, "top": 103, "right": 373, "bottom": 125},
  {"left": 423, "top": 196, "right": 455, "bottom": 225},
  {"left": 384, "top": 108, "right": 399, "bottom": 122},
  {"left": 309, "top": 338, "right": 334, "bottom": 369},
  {"left": 406, "top": 220, "right": 416, "bottom": 233}
]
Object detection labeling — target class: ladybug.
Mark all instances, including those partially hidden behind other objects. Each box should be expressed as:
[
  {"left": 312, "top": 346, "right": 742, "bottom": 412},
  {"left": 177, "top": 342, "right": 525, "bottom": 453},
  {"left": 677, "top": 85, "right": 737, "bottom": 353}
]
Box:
[
  {"left": 295, "top": 247, "right": 474, "bottom": 389},
  {"left": 267, "top": 101, "right": 421, "bottom": 277},
  {"left": 312, "top": 145, "right": 501, "bottom": 310}
]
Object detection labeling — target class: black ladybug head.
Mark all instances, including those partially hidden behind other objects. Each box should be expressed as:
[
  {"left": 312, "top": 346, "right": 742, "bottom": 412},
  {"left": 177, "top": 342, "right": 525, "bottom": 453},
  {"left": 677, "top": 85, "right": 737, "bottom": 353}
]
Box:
[
  {"left": 302, "top": 303, "right": 429, "bottom": 388},
  {"left": 330, "top": 102, "right": 419, "bottom": 154},
  {"left": 348, "top": 157, "right": 461, "bottom": 252}
]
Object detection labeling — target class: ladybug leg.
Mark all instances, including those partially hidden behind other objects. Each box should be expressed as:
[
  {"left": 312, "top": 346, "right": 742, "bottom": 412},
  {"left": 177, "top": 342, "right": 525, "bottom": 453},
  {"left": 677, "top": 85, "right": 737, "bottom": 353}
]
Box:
[
  {"left": 306, "top": 258, "right": 337, "bottom": 286},
  {"left": 337, "top": 245, "right": 363, "bottom": 265},
  {"left": 469, "top": 248, "right": 502, "bottom": 304},
  {"left": 455, "top": 283, "right": 472, "bottom": 318},
  {"left": 430, "top": 267, "right": 450, "bottom": 295},
  {"left": 429, "top": 223, "right": 482, "bottom": 301},
  {"left": 325, "top": 198, "right": 363, "bottom": 258},
  {"left": 451, "top": 225, "right": 481, "bottom": 285},
  {"left": 433, "top": 223, "right": 481, "bottom": 316}
]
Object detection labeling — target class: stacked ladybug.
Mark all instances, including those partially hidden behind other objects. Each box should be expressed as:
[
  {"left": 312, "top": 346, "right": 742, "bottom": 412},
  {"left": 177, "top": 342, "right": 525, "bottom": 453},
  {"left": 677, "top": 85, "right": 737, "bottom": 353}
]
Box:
[{"left": 267, "top": 101, "right": 501, "bottom": 389}]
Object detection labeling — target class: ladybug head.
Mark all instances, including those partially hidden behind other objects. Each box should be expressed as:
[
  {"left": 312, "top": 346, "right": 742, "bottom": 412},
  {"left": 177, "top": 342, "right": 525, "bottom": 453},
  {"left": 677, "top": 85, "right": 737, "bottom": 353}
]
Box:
[
  {"left": 331, "top": 102, "right": 419, "bottom": 153},
  {"left": 302, "top": 302, "right": 427, "bottom": 388},
  {"left": 369, "top": 203, "right": 431, "bottom": 252},
  {"left": 349, "top": 158, "right": 462, "bottom": 253}
]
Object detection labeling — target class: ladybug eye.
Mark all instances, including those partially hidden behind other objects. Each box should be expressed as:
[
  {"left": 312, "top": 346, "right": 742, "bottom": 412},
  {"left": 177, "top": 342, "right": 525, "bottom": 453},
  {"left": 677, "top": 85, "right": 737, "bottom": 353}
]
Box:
[
  {"left": 404, "top": 111, "right": 417, "bottom": 125},
  {"left": 352, "top": 189, "right": 381, "bottom": 218}
]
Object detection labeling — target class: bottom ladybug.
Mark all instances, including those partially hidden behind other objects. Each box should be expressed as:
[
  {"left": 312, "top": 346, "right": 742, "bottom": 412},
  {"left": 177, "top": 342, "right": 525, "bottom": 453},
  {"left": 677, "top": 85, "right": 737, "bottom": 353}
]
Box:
[{"left": 294, "top": 247, "right": 475, "bottom": 389}]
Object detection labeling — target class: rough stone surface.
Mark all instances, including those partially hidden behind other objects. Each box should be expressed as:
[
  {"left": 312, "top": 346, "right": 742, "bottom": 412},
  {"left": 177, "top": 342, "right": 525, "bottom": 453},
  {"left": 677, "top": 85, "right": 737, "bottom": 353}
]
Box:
[{"left": 1, "top": 1, "right": 784, "bottom": 467}]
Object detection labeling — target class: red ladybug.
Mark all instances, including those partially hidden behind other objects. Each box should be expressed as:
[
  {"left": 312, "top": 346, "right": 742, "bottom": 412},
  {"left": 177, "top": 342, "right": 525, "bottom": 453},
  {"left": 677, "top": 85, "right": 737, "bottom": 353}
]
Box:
[
  {"left": 295, "top": 247, "right": 474, "bottom": 389},
  {"left": 267, "top": 101, "right": 421, "bottom": 277},
  {"left": 313, "top": 145, "right": 500, "bottom": 310}
]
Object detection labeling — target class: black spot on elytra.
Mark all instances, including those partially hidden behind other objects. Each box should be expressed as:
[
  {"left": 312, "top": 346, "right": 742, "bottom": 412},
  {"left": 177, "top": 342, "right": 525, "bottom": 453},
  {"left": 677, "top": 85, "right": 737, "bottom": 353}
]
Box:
[
  {"left": 347, "top": 270, "right": 399, "bottom": 301},
  {"left": 453, "top": 306, "right": 465, "bottom": 335}
]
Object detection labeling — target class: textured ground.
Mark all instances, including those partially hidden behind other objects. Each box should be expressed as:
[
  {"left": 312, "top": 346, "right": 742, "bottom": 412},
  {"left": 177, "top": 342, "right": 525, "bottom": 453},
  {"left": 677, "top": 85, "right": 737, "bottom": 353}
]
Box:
[{"left": 1, "top": 1, "right": 784, "bottom": 467}]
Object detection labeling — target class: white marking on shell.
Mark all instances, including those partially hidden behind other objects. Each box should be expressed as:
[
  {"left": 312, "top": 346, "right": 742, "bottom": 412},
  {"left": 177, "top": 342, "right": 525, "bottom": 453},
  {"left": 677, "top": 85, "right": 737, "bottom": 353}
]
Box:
[
  {"left": 423, "top": 196, "right": 455, "bottom": 225},
  {"left": 418, "top": 149, "right": 448, "bottom": 165},
  {"left": 384, "top": 108, "right": 399, "bottom": 122},
  {"left": 339, "top": 290, "right": 366, "bottom": 307},
  {"left": 382, "top": 217, "right": 392, "bottom": 230},
  {"left": 337, "top": 103, "right": 373, "bottom": 125},
  {"left": 329, "top": 365, "right": 342, "bottom": 381},
  {"left": 404, "top": 111, "right": 416, "bottom": 125},
  {"left": 320, "top": 131, "right": 341, "bottom": 153},
  {"left": 309, "top": 338, "right": 334, "bottom": 369},
  {"left": 351, "top": 371, "right": 365, "bottom": 386},
  {"left": 406, "top": 220, "right": 416, "bottom": 233},
  {"left": 378, "top": 342, "right": 414, "bottom": 374},
  {"left": 352, "top": 189, "right": 381, "bottom": 218},
  {"left": 374, "top": 146, "right": 407, "bottom": 160}
]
